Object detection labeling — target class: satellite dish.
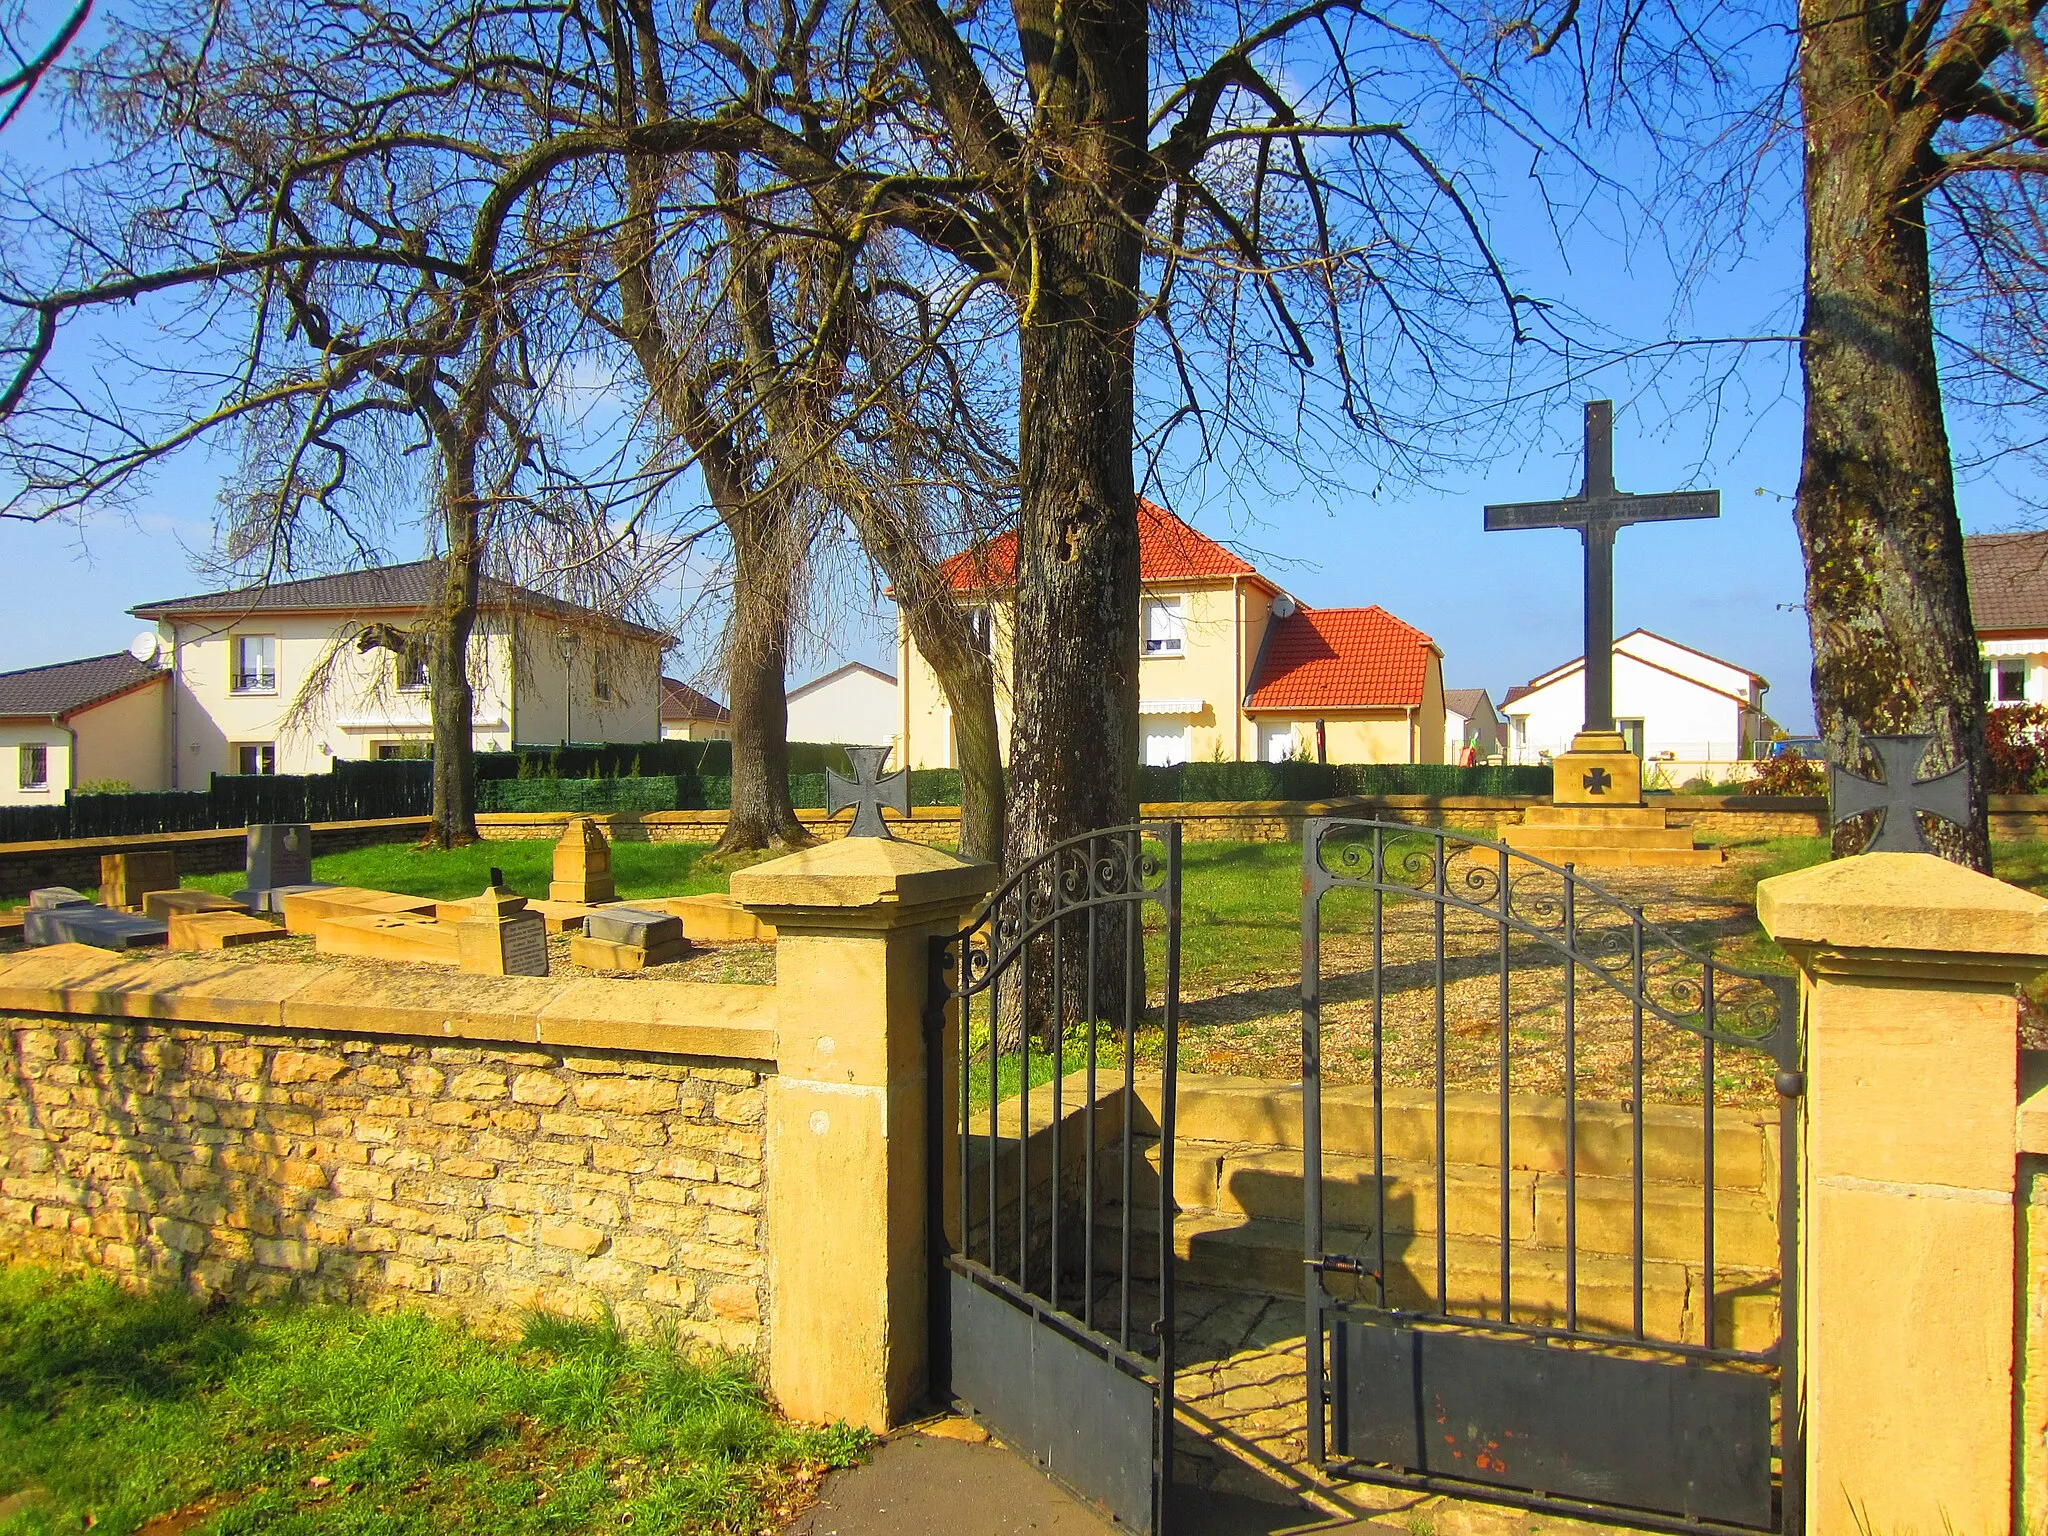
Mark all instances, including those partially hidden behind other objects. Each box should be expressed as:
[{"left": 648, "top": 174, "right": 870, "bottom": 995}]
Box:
[
  {"left": 128, "top": 631, "right": 161, "bottom": 664},
  {"left": 1270, "top": 594, "right": 1297, "bottom": 619}
]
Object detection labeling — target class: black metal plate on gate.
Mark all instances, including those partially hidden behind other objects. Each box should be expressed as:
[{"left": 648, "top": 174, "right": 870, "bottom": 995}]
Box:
[
  {"left": 950, "top": 1270, "right": 1158, "bottom": 1533},
  {"left": 1339, "top": 1318, "right": 1774, "bottom": 1529}
]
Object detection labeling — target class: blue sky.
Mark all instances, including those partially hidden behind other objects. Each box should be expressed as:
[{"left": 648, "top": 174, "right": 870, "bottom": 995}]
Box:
[{"left": 4, "top": 31, "right": 2043, "bottom": 733}]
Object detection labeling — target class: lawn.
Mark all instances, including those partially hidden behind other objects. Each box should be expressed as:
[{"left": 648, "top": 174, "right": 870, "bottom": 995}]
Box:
[
  {"left": 180, "top": 839, "right": 736, "bottom": 906},
  {"left": 0, "top": 1266, "right": 865, "bottom": 1536}
]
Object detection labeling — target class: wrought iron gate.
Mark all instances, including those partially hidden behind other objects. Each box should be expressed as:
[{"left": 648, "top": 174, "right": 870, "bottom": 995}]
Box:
[
  {"left": 1300, "top": 819, "right": 1802, "bottom": 1533},
  {"left": 926, "top": 823, "right": 1182, "bottom": 1533}
]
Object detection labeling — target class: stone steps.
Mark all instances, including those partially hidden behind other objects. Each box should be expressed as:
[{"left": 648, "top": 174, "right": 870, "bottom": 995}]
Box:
[{"left": 1136, "top": 1140, "right": 1780, "bottom": 1269}]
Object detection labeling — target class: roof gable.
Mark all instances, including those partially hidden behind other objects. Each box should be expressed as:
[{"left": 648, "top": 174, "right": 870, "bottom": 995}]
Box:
[
  {"left": 0, "top": 652, "right": 165, "bottom": 718},
  {"left": 1966, "top": 531, "right": 2048, "bottom": 631},
  {"left": 660, "top": 677, "right": 729, "bottom": 722},
  {"left": 938, "top": 499, "right": 1262, "bottom": 593},
  {"left": 133, "top": 559, "right": 671, "bottom": 645},
  {"left": 1245, "top": 607, "right": 1436, "bottom": 711},
  {"left": 1510, "top": 628, "right": 1764, "bottom": 703},
  {"left": 787, "top": 661, "right": 898, "bottom": 700}
]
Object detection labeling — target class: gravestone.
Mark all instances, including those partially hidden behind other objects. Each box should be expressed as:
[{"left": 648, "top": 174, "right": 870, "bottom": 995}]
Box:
[
  {"left": 169, "top": 911, "right": 288, "bottom": 950},
  {"left": 455, "top": 871, "right": 550, "bottom": 977},
  {"left": 101, "top": 851, "right": 179, "bottom": 912},
  {"left": 143, "top": 890, "right": 249, "bottom": 921},
  {"left": 280, "top": 886, "right": 438, "bottom": 935},
  {"left": 574, "top": 905, "right": 688, "bottom": 971},
  {"left": 28, "top": 887, "right": 92, "bottom": 910},
  {"left": 316, "top": 912, "right": 462, "bottom": 966},
  {"left": 24, "top": 905, "right": 168, "bottom": 949},
  {"left": 548, "top": 817, "right": 616, "bottom": 904},
  {"left": 237, "top": 823, "right": 314, "bottom": 908}
]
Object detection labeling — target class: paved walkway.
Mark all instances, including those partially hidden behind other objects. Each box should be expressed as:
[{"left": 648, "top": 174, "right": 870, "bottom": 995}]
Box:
[{"left": 784, "top": 1419, "right": 1395, "bottom": 1536}]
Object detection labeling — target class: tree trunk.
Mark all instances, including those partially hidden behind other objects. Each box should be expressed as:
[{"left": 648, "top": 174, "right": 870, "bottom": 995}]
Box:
[
  {"left": 426, "top": 449, "right": 483, "bottom": 849},
  {"left": 1794, "top": 0, "right": 1990, "bottom": 867},
  {"left": 1001, "top": 196, "right": 1145, "bottom": 876},
  {"left": 717, "top": 507, "right": 812, "bottom": 854}
]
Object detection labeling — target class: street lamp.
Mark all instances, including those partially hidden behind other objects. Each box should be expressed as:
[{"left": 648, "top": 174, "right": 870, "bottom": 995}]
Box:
[{"left": 555, "top": 630, "right": 581, "bottom": 745}]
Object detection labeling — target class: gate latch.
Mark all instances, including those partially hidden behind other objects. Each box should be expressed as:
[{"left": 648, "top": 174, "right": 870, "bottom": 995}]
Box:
[
  {"left": 1774, "top": 1069, "right": 1806, "bottom": 1098},
  {"left": 1308, "top": 1254, "right": 1380, "bottom": 1283}
]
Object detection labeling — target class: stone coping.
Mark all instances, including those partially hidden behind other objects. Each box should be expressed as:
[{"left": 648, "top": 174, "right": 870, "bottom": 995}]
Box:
[
  {"left": 0, "top": 816, "right": 433, "bottom": 857},
  {"left": 1759, "top": 850, "right": 2048, "bottom": 962},
  {"left": 0, "top": 943, "right": 775, "bottom": 1061}
]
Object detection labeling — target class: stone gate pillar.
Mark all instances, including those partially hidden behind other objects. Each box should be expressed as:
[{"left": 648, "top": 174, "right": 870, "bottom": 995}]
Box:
[
  {"left": 1758, "top": 851, "right": 2048, "bottom": 1535},
  {"left": 730, "top": 836, "right": 995, "bottom": 1432}
]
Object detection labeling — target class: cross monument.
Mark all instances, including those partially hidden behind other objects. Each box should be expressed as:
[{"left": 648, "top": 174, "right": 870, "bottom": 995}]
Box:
[
  {"left": 1485, "top": 400, "right": 1720, "bottom": 805},
  {"left": 827, "top": 745, "right": 911, "bottom": 839}
]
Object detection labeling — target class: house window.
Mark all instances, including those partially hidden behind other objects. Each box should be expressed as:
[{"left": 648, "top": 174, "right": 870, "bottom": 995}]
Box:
[
  {"left": 18, "top": 743, "right": 48, "bottom": 792},
  {"left": 1258, "top": 722, "right": 1298, "bottom": 763},
  {"left": 966, "top": 605, "right": 992, "bottom": 658},
  {"left": 1986, "top": 658, "right": 2028, "bottom": 704},
  {"left": 1141, "top": 722, "right": 1190, "bottom": 767},
  {"left": 1142, "top": 598, "right": 1185, "bottom": 657},
  {"left": 231, "top": 634, "right": 277, "bottom": 694},
  {"left": 594, "top": 652, "right": 613, "bottom": 703},
  {"left": 374, "top": 740, "right": 429, "bottom": 760},
  {"left": 234, "top": 742, "right": 276, "bottom": 776},
  {"left": 396, "top": 645, "right": 428, "bottom": 692}
]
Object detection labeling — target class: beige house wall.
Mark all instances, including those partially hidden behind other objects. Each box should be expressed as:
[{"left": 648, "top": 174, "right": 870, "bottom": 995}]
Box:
[
  {"left": 509, "top": 614, "right": 662, "bottom": 747},
  {"left": 161, "top": 612, "right": 518, "bottom": 779},
  {"left": 899, "top": 599, "right": 1016, "bottom": 770},
  {"left": 0, "top": 722, "right": 71, "bottom": 806},
  {"left": 67, "top": 679, "right": 169, "bottom": 791}
]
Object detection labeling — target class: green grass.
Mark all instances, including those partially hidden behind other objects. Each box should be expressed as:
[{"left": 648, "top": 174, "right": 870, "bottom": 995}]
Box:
[
  {"left": 0, "top": 1266, "right": 865, "bottom": 1536},
  {"left": 178, "top": 839, "right": 734, "bottom": 906}
]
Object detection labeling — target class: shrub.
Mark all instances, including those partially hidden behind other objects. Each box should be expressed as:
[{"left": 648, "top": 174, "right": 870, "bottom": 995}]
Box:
[
  {"left": 1988, "top": 703, "right": 2048, "bottom": 793},
  {"left": 1740, "top": 749, "right": 1826, "bottom": 797}
]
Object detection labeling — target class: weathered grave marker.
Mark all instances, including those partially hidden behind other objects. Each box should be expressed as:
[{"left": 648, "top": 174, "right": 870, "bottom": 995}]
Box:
[
  {"left": 100, "top": 850, "right": 178, "bottom": 912},
  {"left": 143, "top": 890, "right": 249, "bottom": 921},
  {"left": 28, "top": 887, "right": 92, "bottom": 910},
  {"left": 280, "top": 886, "right": 438, "bottom": 935},
  {"left": 24, "top": 905, "right": 169, "bottom": 949},
  {"left": 169, "top": 911, "right": 288, "bottom": 950},
  {"left": 456, "top": 871, "right": 550, "bottom": 976},
  {"left": 549, "top": 816, "right": 617, "bottom": 904},
  {"left": 315, "top": 912, "right": 462, "bottom": 966},
  {"left": 573, "top": 904, "right": 688, "bottom": 971},
  {"left": 236, "top": 824, "right": 330, "bottom": 910}
]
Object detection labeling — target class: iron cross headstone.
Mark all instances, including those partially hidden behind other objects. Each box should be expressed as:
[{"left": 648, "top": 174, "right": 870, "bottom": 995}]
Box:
[
  {"left": 827, "top": 745, "right": 911, "bottom": 839},
  {"left": 1829, "top": 735, "right": 1972, "bottom": 853},
  {"left": 1484, "top": 401, "right": 1721, "bottom": 733}
]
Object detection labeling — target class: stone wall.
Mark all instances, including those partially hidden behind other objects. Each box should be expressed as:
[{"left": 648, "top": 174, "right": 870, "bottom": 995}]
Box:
[
  {"left": 0, "top": 817, "right": 431, "bottom": 899},
  {"left": 0, "top": 948, "right": 777, "bottom": 1345}
]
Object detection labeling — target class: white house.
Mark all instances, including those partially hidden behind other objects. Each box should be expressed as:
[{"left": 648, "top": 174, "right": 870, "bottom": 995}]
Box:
[
  {"left": 0, "top": 651, "right": 169, "bottom": 806},
  {"left": 1501, "top": 630, "right": 1770, "bottom": 780},
  {"left": 1967, "top": 531, "right": 2048, "bottom": 705},
  {"left": 1443, "top": 688, "right": 1504, "bottom": 763},
  {"left": 131, "top": 560, "right": 669, "bottom": 783},
  {"left": 786, "top": 662, "right": 901, "bottom": 756}
]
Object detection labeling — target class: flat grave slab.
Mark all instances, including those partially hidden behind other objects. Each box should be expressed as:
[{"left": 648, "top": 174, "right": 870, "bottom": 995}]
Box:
[
  {"left": 143, "top": 890, "right": 250, "bottom": 921},
  {"left": 169, "top": 911, "right": 289, "bottom": 950},
  {"left": 639, "top": 893, "right": 775, "bottom": 943},
  {"left": 569, "top": 933, "right": 688, "bottom": 972},
  {"left": 29, "top": 887, "right": 93, "bottom": 910},
  {"left": 24, "top": 905, "right": 169, "bottom": 950},
  {"left": 235, "top": 883, "right": 335, "bottom": 914},
  {"left": 282, "top": 887, "right": 439, "bottom": 934},
  {"left": 314, "top": 912, "right": 462, "bottom": 967},
  {"left": 584, "top": 906, "right": 686, "bottom": 948}
]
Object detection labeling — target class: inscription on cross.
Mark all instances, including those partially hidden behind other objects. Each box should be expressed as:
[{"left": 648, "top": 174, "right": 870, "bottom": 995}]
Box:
[
  {"left": 827, "top": 745, "right": 911, "bottom": 839},
  {"left": 1485, "top": 401, "right": 1720, "bottom": 734},
  {"left": 1829, "top": 735, "right": 1972, "bottom": 854}
]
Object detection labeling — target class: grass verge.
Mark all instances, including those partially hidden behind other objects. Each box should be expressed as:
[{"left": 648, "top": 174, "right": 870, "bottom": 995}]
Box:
[
  {"left": 179, "top": 839, "right": 732, "bottom": 906},
  {"left": 0, "top": 1266, "right": 865, "bottom": 1536}
]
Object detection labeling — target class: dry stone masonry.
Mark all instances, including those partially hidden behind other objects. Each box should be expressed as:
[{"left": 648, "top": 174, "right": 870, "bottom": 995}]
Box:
[{"left": 0, "top": 1020, "right": 768, "bottom": 1347}]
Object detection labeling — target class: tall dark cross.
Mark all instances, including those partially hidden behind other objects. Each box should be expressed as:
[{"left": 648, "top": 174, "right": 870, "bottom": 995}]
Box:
[
  {"left": 827, "top": 745, "right": 911, "bottom": 839},
  {"left": 1485, "top": 401, "right": 1721, "bottom": 734}
]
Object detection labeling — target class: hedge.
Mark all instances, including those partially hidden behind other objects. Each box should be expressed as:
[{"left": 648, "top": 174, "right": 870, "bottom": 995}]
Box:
[{"left": 0, "top": 759, "right": 433, "bottom": 844}]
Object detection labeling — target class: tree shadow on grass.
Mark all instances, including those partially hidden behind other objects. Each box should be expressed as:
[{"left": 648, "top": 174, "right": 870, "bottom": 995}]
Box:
[{"left": 0, "top": 1272, "right": 254, "bottom": 1415}]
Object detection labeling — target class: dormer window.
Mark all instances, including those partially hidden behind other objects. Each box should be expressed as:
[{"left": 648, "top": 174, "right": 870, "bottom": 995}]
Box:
[
  {"left": 1142, "top": 598, "right": 1185, "bottom": 657},
  {"left": 231, "top": 634, "right": 277, "bottom": 694}
]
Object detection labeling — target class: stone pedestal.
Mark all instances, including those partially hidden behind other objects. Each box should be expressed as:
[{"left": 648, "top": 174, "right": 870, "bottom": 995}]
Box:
[
  {"left": 456, "top": 882, "right": 551, "bottom": 977},
  {"left": 730, "top": 836, "right": 996, "bottom": 1432},
  {"left": 1551, "top": 729, "right": 1643, "bottom": 806},
  {"left": 100, "top": 850, "right": 178, "bottom": 911},
  {"left": 549, "top": 816, "right": 616, "bottom": 904},
  {"left": 1758, "top": 852, "right": 2048, "bottom": 1536}
]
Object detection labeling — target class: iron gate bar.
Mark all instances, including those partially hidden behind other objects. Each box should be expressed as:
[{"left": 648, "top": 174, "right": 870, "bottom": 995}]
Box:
[
  {"left": 1300, "top": 818, "right": 1803, "bottom": 1533},
  {"left": 930, "top": 822, "right": 1181, "bottom": 1535}
]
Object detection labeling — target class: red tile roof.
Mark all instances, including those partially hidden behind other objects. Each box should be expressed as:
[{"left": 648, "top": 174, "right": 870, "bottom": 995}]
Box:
[
  {"left": 1245, "top": 607, "right": 1437, "bottom": 711},
  {"left": 939, "top": 499, "right": 1259, "bottom": 592},
  {"left": 660, "top": 676, "right": 729, "bottom": 722}
]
